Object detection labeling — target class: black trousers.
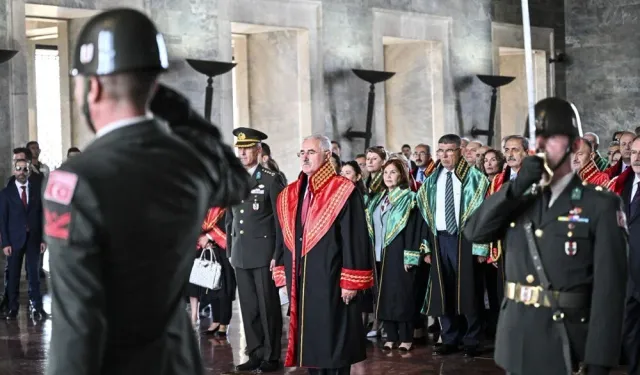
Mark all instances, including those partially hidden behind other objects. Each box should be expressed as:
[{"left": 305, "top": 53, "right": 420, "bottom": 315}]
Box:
[
  {"left": 211, "top": 294, "right": 232, "bottom": 325},
  {"left": 236, "top": 266, "right": 282, "bottom": 361},
  {"left": 484, "top": 262, "right": 500, "bottom": 336},
  {"left": 624, "top": 294, "right": 640, "bottom": 375},
  {"left": 438, "top": 232, "right": 481, "bottom": 347},
  {"left": 7, "top": 238, "right": 42, "bottom": 311},
  {"left": 383, "top": 320, "right": 414, "bottom": 342},
  {"left": 308, "top": 366, "right": 350, "bottom": 375}
]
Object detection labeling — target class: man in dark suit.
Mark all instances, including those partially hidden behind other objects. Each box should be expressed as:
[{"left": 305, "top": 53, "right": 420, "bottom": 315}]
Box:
[
  {"left": 43, "top": 9, "right": 248, "bottom": 375},
  {"left": 465, "top": 98, "right": 627, "bottom": 375},
  {"left": 620, "top": 136, "right": 640, "bottom": 375},
  {"left": 226, "top": 127, "right": 286, "bottom": 373},
  {"left": 0, "top": 158, "right": 46, "bottom": 320},
  {"left": 0, "top": 147, "right": 40, "bottom": 316}
]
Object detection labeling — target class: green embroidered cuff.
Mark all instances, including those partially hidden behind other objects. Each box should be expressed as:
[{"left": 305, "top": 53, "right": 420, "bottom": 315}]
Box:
[
  {"left": 419, "top": 240, "right": 431, "bottom": 254},
  {"left": 472, "top": 243, "right": 489, "bottom": 257},
  {"left": 404, "top": 250, "right": 421, "bottom": 266}
]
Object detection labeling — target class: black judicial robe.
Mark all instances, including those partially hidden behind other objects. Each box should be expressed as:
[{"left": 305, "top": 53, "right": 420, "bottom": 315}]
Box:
[
  {"left": 273, "top": 162, "right": 373, "bottom": 369},
  {"left": 366, "top": 189, "right": 429, "bottom": 322}
]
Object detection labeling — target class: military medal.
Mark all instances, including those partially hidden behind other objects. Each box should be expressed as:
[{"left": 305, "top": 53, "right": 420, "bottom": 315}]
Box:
[
  {"left": 253, "top": 200, "right": 259, "bottom": 210},
  {"left": 565, "top": 241, "right": 577, "bottom": 256}
]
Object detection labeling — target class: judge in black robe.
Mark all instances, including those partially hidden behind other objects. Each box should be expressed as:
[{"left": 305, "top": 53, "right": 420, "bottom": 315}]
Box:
[{"left": 273, "top": 136, "right": 373, "bottom": 375}]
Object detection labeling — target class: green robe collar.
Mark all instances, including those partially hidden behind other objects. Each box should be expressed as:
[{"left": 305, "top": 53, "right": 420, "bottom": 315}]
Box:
[
  {"left": 416, "top": 157, "right": 489, "bottom": 235},
  {"left": 594, "top": 151, "right": 609, "bottom": 171},
  {"left": 365, "top": 188, "right": 415, "bottom": 248}
]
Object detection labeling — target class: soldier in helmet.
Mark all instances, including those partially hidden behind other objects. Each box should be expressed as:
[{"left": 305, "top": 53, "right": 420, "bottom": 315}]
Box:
[
  {"left": 465, "top": 97, "right": 628, "bottom": 375},
  {"left": 43, "top": 8, "right": 249, "bottom": 375}
]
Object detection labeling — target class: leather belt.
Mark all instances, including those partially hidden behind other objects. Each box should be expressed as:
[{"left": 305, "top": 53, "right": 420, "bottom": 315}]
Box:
[{"left": 505, "top": 282, "right": 590, "bottom": 309}]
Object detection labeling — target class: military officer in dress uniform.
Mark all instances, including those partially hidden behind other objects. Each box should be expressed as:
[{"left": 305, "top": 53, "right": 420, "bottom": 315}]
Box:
[
  {"left": 465, "top": 97, "right": 628, "bottom": 375},
  {"left": 226, "top": 127, "right": 285, "bottom": 373},
  {"left": 42, "top": 8, "right": 248, "bottom": 375}
]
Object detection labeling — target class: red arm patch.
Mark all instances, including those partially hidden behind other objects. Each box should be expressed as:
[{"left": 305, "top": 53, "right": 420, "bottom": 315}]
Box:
[
  {"left": 44, "top": 170, "right": 78, "bottom": 205},
  {"left": 45, "top": 209, "right": 71, "bottom": 240}
]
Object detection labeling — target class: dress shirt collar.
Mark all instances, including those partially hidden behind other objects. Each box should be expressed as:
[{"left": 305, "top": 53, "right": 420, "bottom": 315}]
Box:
[
  {"left": 633, "top": 173, "right": 640, "bottom": 187},
  {"left": 247, "top": 164, "right": 258, "bottom": 177},
  {"left": 14, "top": 179, "right": 28, "bottom": 191},
  {"left": 95, "top": 115, "right": 151, "bottom": 139}
]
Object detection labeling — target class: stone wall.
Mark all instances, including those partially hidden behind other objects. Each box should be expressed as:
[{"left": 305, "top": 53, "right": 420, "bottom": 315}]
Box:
[
  {"left": 565, "top": 0, "right": 640, "bottom": 141},
  {"left": 0, "top": 0, "right": 567, "bottom": 182}
]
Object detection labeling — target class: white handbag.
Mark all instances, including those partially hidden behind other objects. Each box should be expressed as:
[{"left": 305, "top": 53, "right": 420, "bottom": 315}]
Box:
[{"left": 189, "top": 247, "right": 222, "bottom": 290}]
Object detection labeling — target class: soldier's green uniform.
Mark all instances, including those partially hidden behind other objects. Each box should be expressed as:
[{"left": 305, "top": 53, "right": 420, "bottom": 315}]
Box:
[{"left": 465, "top": 98, "right": 628, "bottom": 375}]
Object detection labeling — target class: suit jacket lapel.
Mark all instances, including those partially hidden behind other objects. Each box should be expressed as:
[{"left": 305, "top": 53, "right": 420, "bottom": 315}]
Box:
[{"left": 27, "top": 183, "right": 36, "bottom": 211}]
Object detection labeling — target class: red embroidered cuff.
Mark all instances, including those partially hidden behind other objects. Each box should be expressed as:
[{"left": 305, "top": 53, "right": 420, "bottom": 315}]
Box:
[
  {"left": 272, "top": 266, "right": 286, "bottom": 288},
  {"left": 340, "top": 268, "right": 374, "bottom": 290}
]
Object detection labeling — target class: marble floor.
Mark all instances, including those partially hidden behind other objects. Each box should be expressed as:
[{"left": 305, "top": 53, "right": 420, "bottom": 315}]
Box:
[{"left": 0, "top": 273, "right": 629, "bottom": 375}]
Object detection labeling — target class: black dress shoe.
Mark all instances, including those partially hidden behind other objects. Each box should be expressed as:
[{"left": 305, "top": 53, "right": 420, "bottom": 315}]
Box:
[
  {"left": 235, "top": 356, "right": 261, "bottom": 372},
  {"left": 258, "top": 360, "right": 280, "bottom": 372},
  {"left": 433, "top": 343, "right": 458, "bottom": 355},
  {"left": 463, "top": 345, "right": 479, "bottom": 357}
]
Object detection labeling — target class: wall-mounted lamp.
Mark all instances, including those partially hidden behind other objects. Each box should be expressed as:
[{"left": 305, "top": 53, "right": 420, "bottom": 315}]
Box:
[{"left": 186, "top": 59, "right": 236, "bottom": 121}]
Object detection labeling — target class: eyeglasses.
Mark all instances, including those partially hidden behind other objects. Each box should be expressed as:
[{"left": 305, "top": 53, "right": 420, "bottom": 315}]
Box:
[
  {"left": 435, "top": 148, "right": 460, "bottom": 156},
  {"left": 413, "top": 151, "right": 429, "bottom": 157},
  {"left": 14, "top": 166, "right": 29, "bottom": 172}
]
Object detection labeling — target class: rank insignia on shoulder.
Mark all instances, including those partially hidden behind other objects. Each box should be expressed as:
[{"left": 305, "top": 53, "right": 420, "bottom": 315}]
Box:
[
  {"left": 570, "top": 187, "right": 582, "bottom": 200},
  {"left": 44, "top": 170, "right": 78, "bottom": 205}
]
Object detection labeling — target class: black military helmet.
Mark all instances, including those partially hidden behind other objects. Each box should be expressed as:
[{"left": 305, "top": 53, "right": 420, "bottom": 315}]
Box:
[
  {"left": 523, "top": 97, "right": 582, "bottom": 140},
  {"left": 71, "top": 8, "right": 169, "bottom": 77}
]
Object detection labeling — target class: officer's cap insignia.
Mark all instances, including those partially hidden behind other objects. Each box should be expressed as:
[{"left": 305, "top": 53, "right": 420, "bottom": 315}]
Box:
[
  {"left": 237, "top": 132, "right": 246, "bottom": 140},
  {"left": 44, "top": 170, "right": 78, "bottom": 206}
]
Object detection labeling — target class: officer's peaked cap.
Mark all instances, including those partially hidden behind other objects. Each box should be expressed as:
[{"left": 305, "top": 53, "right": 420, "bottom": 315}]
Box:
[{"left": 233, "top": 127, "right": 268, "bottom": 148}]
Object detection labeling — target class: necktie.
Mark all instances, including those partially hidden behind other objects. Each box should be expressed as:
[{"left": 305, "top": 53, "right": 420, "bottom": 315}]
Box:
[
  {"left": 510, "top": 173, "right": 517, "bottom": 181},
  {"left": 630, "top": 183, "right": 640, "bottom": 217},
  {"left": 301, "top": 185, "right": 312, "bottom": 226},
  {"left": 417, "top": 169, "right": 425, "bottom": 183},
  {"left": 445, "top": 172, "right": 458, "bottom": 235},
  {"left": 20, "top": 186, "right": 27, "bottom": 208}
]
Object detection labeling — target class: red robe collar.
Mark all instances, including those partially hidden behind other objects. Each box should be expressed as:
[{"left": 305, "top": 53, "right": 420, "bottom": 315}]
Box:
[
  {"left": 276, "top": 161, "right": 356, "bottom": 367},
  {"left": 277, "top": 161, "right": 355, "bottom": 257},
  {"left": 486, "top": 167, "right": 512, "bottom": 197},
  {"left": 608, "top": 165, "right": 633, "bottom": 196},
  {"left": 605, "top": 159, "right": 623, "bottom": 179},
  {"left": 201, "top": 207, "right": 226, "bottom": 249},
  {"left": 578, "top": 160, "right": 610, "bottom": 187}
]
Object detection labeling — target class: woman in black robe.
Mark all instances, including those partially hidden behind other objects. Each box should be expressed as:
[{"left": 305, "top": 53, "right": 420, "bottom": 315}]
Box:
[{"left": 366, "top": 159, "right": 429, "bottom": 351}]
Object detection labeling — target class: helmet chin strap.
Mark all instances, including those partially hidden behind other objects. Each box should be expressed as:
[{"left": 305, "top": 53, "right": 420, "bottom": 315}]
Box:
[
  {"left": 82, "top": 76, "right": 96, "bottom": 134},
  {"left": 549, "top": 145, "right": 574, "bottom": 172}
]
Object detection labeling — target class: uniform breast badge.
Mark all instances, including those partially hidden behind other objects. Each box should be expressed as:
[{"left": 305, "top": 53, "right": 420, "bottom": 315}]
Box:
[
  {"left": 253, "top": 199, "right": 259, "bottom": 211},
  {"left": 565, "top": 241, "right": 577, "bottom": 256}
]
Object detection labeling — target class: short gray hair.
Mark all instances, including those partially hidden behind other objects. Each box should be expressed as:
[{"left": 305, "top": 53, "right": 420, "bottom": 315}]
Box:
[
  {"left": 584, "top": 132, "right": 600, "bottom": 145},
  {"left": 503, "top": 135, "right": 529, "bottom": 151},
  {"left": 303, "top": 134, "right": 332, "bottom": 151}
]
